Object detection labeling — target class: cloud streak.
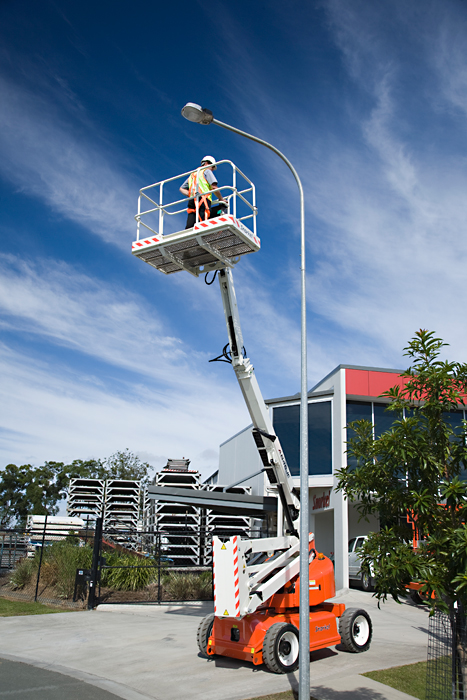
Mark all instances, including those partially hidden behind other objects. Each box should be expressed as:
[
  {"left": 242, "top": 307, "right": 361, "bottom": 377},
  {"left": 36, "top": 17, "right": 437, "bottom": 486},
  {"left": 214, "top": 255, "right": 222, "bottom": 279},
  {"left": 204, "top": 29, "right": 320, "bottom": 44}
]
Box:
[
  {"left": 209, "top": 1, "right": 467, "bottom": 368},
  {"left": 0, "top": 253, "right": 256, "bottom": 470},
  {"left": 0, "top": 340, "right": 244, "bottom": 473},
  {"left": 0, "top": 73, "right": 135, "bottom": 247}
]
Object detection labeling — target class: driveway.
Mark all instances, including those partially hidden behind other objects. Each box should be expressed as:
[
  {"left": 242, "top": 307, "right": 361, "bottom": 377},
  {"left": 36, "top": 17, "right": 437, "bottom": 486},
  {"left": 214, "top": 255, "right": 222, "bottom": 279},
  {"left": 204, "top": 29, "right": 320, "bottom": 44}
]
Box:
[{"left": 0, "top": 590, "right": 429, "bottom": 700}]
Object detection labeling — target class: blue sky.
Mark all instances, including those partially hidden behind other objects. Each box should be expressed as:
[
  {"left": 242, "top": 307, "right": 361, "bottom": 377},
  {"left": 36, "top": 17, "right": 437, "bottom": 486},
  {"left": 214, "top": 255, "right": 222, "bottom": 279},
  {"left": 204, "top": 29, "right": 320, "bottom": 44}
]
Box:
[{"left": 1, "top": 0, "right": 467, "bottom": 479}]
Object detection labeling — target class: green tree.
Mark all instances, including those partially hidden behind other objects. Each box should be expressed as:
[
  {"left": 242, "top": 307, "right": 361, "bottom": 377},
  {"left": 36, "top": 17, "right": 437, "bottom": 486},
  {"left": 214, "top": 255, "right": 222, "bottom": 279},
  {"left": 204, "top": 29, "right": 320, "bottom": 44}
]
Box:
[
  {"left": 0, "top": 451, "right": 152, "bottom": 526},
  {"left": 0, "top": 462, "right": 64, "bottom": 527},
  {"left": 100, "top": 449, "right": 153, "bottom": 484},
  {"left": 337, "top": 330, "right": 467, "bottom": 615}
]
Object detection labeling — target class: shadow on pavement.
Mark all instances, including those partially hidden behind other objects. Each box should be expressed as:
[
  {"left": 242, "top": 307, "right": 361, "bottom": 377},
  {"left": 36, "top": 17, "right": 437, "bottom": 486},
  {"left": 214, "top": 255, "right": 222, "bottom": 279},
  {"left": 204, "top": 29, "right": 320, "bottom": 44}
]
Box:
[
  {"left": 0, "top": 659, "right": 124, "bottom": 700},
  {"left": 163, "top": 603, "right": 213, "bottom": 617},
  {"left": 309, "top": 686, "right": 392, "bottom": 699}
]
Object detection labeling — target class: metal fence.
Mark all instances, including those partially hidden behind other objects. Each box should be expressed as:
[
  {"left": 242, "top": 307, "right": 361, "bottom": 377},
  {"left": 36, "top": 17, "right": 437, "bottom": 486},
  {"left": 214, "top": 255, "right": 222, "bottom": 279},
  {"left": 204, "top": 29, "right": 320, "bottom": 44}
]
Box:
[
  {"left": 96, "top": 523, "right": 213, "bottom": 606},
  {"left": 0, "top": 531, "right": 27, "bottom": 571},
  {"left": 0, "top": 519, "right": 262, "bottom": 609},
  {"left": 0, "top": 525, "right": 94, "bottom": 609},
  {"left": 427, "top": 608, "right": 467, "bottom": 700}
]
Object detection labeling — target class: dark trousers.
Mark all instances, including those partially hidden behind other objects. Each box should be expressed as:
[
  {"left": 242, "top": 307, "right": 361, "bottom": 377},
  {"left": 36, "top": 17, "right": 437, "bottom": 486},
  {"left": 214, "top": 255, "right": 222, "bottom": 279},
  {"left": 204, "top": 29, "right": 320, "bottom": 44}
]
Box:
[{"left": 186, "top": 198, "right": 210, "bottom": 229}]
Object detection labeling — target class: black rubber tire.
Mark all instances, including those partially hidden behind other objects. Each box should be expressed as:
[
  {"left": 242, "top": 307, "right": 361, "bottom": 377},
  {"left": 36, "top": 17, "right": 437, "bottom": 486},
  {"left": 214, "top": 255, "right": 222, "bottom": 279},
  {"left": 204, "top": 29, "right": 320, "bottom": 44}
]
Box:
[
  {"left": 339, "top": 608, "right": 372, "bottom": 653},
  {"left": 263, "top": 622, "right": 300, "bottom": 674},
  {"left": 410, "top": 590, "right": 427, "bottom": 605},
  {"left": 361, "top": 570, "right": 373, "bottom": 592},
  {"left": 197, "top": 613, "right": 215, "bottom": 658}
]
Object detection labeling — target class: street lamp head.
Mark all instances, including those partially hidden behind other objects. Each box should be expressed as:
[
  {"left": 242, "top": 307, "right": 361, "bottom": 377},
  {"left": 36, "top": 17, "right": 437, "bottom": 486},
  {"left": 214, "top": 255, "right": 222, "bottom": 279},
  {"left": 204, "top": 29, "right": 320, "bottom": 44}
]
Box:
[{"left": 181, "top": 103, "right": 214, "bottom": 125}]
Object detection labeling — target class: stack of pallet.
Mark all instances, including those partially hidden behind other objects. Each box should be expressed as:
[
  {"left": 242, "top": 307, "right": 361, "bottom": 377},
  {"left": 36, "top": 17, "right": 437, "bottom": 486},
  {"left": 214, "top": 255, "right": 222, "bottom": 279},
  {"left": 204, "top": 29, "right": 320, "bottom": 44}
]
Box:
[
  {"left": 104, "top": 480, "right": 141, "bottom": 530},
  {"left": 67, "top": 478, "right": 105, "bottom": 520},
  {"left": 148, "top": 459, "right": 202, "bottom": 566}
]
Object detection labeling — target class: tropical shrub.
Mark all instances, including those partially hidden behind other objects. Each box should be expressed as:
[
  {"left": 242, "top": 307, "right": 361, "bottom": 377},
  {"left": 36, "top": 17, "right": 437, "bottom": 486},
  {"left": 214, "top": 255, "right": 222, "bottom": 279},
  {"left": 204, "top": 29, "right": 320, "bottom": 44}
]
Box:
[
  {"left": 101, "top": 552, "right": 156, "bottom": 591},
  {"left": 32, "top": 540, "right": 93, "bottom": 598},
  {"left": 9, "top": 556, "right": 37, "bottom": 589},
  {"left": 163, "top": 571, "right": 212, "bottom": 600}
]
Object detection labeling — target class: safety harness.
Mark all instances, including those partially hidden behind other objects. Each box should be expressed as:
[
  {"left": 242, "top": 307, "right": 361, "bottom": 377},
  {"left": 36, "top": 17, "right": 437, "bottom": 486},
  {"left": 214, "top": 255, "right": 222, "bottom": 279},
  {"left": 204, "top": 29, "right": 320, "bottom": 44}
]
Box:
[{"left": 187, "top": 169, "right": 213, "bottom": 222}]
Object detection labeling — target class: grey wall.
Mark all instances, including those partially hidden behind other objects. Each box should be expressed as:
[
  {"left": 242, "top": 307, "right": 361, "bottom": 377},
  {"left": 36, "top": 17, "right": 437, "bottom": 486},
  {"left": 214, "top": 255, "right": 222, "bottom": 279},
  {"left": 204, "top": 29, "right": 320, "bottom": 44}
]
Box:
[
  {"left": 348, "top": 502, "right": 379, "bottom": 540},
  {"left": 218, "top": 425, "right": 264, "bottom": 495}
]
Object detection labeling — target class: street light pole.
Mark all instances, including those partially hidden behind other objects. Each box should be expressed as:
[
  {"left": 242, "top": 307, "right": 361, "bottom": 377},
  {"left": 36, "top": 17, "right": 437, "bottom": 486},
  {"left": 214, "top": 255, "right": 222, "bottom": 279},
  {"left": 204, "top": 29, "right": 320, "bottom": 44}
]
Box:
[{"left": 182, "top": 103, "right": 310, "bottom": 698}]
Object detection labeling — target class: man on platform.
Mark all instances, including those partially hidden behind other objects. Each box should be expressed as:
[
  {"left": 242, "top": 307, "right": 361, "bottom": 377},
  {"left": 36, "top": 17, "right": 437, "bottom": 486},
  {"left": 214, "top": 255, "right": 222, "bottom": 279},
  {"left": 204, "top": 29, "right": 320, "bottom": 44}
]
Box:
[{"left": 180, "top": 156, "right": 226, "bottom": 229}]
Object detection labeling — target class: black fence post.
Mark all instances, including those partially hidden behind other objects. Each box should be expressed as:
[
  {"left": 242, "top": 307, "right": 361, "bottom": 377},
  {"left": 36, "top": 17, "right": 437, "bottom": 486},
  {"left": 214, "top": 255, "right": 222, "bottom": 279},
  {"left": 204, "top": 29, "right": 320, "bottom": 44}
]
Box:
[
  {"left": 451, "top": 606, "right": 457, "bottom": 700},
  {"left": 88, "top": 516, "right": 103, "bottom": 610},
  {"left": 157, "top": 531, "right": 161, "bottom": 604},
  {"left": 34, "top": 514, "right": 48, "bottom": 602}
]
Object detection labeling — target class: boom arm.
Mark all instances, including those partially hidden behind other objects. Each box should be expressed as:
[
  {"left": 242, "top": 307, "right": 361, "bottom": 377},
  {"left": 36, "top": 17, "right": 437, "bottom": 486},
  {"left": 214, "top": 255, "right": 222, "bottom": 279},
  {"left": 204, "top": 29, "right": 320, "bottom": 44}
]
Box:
[{"left": 217, "top": 269, "right": 300, "bottom": 535}]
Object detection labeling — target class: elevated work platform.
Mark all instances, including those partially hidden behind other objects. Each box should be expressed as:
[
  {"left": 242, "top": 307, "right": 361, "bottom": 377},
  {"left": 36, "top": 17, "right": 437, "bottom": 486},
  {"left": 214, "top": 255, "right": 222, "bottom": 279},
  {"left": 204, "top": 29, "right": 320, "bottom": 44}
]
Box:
[
  {"left": 132, "top": 215, "right": 260, "bottom": 276},
  {"left": 132, "top": 160, "right": 260, "bottom": 276}
]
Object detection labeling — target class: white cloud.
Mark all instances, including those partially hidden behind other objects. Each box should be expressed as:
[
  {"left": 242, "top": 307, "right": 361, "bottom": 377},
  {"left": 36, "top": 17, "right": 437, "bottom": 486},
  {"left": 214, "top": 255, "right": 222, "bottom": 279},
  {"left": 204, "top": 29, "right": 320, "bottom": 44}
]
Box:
[
  {"left": 0, "top": 341, "right": 242, "bottom": 475},
  {"left": 297, "top": 2, "right": 467, "bottom": 364},
  {"left": 0, "top": 253, "right": 204, "bottom": 390},
  {"left": 0, "top": 255, "right": 254, "bottom": 471},
  {"left": 213, "top": 1, "right": 467, "bottom": 368}
]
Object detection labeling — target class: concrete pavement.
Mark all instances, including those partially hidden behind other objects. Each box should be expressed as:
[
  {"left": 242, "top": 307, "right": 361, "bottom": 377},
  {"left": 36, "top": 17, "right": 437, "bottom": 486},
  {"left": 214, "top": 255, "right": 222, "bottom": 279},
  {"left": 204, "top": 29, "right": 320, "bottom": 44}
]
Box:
[{"left": 0, "top": 590, "right": 429, "bottom": 700}]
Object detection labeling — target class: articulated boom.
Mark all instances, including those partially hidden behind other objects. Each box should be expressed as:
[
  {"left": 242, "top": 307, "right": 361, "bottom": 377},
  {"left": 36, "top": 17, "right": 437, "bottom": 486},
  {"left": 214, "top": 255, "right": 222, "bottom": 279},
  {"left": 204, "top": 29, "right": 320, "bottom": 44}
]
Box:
[
  {"left": 214, "top": 534, "right": 307, "bottom": 618},
  {"left": 217, "top": 269, "right": 300, "bottom": 535}
]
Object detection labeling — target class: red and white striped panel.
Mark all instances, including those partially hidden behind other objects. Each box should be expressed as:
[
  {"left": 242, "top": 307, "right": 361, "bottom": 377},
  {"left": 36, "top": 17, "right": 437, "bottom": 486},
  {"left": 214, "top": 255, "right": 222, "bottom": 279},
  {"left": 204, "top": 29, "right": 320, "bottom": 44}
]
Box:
[
  {"left": 212, "top": 536, "right": 217, "bottom": 616},
  {"left": 193, "top": 215, "right": 237, "bottom": 231},
  {"left": 131, "top": 234, "right": 162, "bottom": 251},
  {"left": 232, "top": 536, "right": 240, "bottom": 617},
  {"left": 212, "top": 536, "right": 242, "bottom": 618}
]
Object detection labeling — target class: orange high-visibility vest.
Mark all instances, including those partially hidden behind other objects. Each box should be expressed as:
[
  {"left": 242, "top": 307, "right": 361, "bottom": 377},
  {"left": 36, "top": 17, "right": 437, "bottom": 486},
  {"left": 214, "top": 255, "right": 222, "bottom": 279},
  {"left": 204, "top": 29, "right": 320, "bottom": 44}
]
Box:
[{"left": 188, "top": 169, "right": 213, "bottom": 201}]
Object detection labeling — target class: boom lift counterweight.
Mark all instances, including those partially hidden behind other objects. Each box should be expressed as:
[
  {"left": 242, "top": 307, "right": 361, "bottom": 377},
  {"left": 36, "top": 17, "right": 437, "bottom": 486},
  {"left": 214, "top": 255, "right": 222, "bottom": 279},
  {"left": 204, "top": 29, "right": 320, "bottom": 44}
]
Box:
[{"left": 132, "top": 162, "right": 372, "bottom": 673}]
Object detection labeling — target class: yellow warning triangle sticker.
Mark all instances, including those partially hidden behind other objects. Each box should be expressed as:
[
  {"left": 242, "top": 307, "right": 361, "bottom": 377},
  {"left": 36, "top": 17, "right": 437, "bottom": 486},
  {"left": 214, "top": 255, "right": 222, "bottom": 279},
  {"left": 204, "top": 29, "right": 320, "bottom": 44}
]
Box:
[
  {"left": 224, "top": 609, "right": 229, "bottom": 616},
  {"left": 221, "top": 544, "right": 227, "bottom": 550}
]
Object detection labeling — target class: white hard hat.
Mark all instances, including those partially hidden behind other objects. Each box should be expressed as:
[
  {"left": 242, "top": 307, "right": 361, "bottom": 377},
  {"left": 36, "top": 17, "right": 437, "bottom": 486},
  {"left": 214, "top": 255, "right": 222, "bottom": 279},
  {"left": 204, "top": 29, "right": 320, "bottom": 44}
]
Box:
[{"left": 201, "top": 155, "right": 216, "bottom": 169}]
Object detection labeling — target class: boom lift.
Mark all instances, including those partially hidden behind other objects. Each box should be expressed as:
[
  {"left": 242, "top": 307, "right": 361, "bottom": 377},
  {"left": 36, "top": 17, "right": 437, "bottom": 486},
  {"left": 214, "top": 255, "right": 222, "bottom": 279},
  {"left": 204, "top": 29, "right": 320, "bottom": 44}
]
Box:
[{"left": 132, "top": 161, "right": 372, "bottom": 673}]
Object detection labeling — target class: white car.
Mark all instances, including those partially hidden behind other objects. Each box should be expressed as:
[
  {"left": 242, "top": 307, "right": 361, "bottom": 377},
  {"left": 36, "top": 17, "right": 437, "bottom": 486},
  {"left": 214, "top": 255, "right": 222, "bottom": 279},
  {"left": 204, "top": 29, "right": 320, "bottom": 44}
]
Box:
[{"left": 348, "top": 536, "right": 375, "bottom": 592}]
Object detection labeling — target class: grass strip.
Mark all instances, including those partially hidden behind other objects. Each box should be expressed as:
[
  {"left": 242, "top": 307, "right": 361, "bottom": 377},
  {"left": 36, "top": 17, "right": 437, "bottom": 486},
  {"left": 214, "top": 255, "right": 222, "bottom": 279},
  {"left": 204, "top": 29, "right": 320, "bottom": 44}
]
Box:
[
  {"left": 246, "top": 660, "right": 428, "bottom": 700},
  {"left": 363, "top": 660, "right": 427, "bottom": 700},
  {"left": 245, "top": 693, "right": 319, "bottom": 700},
  {"left": 0, "top": 597, "right": 76, "bottom": 616}
]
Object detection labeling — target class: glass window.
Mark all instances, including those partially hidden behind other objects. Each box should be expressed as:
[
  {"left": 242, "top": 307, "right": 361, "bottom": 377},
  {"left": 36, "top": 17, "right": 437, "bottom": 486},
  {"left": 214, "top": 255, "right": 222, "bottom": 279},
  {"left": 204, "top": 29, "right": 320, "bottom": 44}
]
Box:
[
  {"left": 348, "top": 538, "right": 356, "bottom": 553},
  {"left": 346, "top": 401, "right": 371, "bottom": 470},
  {"left": 273, "top": 404, "right": 300, "bottom": 476},
  {"left": 444, "top": 410, "right": 466, "bottom": 481},
  {"left": 308, "top": 401, "right": 332, "bottom": 476},
  {"left": 444, "top": 410, "right": 464, "bottom": 435},
  {"left": 374, "top": 402, "right": 399, "bottom": 438},
  {"left": 347, "top": 401, "right": 372, "bottom": 424},
  {"left": 272, "top": 401, "right": 332, "bottom": 477}
]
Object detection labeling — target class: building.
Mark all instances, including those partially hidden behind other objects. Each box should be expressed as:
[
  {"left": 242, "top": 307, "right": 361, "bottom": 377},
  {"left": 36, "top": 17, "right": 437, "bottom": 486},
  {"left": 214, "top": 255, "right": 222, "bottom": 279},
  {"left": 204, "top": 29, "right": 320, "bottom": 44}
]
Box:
[{"left": 218, "top": 364, "right": 419, "bottom": 592}]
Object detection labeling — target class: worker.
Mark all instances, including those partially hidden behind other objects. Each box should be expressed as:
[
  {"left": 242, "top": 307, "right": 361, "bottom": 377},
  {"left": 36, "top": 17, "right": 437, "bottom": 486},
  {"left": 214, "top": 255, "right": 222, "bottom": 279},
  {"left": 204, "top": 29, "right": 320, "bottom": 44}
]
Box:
[{"left": 180, "top": 156, "right": 226, "bottom": 229}]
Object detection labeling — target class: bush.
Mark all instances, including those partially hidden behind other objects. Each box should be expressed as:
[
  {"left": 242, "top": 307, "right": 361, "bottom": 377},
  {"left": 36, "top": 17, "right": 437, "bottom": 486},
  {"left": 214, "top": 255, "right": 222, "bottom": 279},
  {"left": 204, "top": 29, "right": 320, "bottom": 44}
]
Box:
[
  {"left": 198, "top": 570, "right": 213, "bottom": 598},
  {"left": 101, "top": 552, "right": 156, "bottom": 591},
  {"left": 163, "top": 571, "right": 212, "bottom": 600},
  {"left": 41, "top": 540, "right": 93, "bottom": 598},
  {"left": 9, "top": 557, "right": 37, "bottom": 589}
]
